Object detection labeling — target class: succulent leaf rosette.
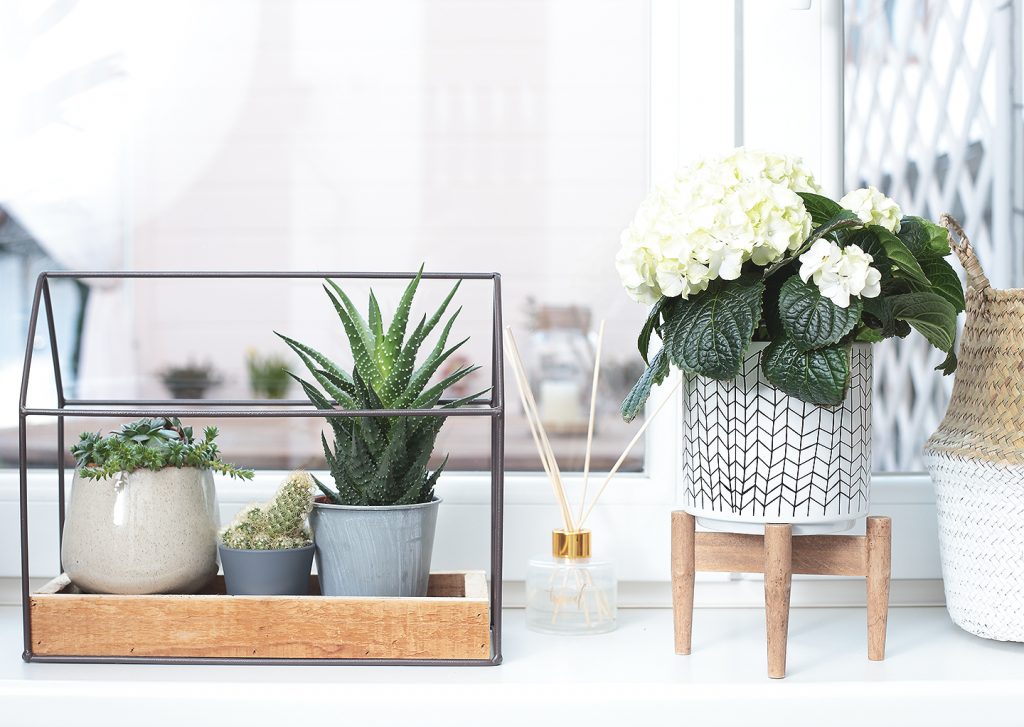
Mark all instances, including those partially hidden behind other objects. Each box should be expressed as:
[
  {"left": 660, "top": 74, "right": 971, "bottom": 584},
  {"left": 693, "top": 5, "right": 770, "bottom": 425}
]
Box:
[{"left": 618, "top": 148, "right": 965, "bottom": 415}]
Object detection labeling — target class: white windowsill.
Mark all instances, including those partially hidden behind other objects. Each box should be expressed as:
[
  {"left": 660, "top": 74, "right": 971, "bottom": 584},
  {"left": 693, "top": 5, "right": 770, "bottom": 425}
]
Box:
[
  {"left": 0, "top": 470, "right": 945, "bottom": 588},
  {"left": 3, "top": 604, "right": 1024, "bottom": 726}
]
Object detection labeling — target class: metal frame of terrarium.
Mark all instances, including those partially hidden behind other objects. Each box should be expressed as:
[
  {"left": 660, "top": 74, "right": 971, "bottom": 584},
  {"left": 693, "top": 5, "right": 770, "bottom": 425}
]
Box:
[{"left": 17, "top": 270, "right": 505, "bottom": 666}]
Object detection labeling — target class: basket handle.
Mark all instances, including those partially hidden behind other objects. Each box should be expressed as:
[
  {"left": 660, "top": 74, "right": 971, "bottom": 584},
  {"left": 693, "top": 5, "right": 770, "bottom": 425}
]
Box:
[{"left": 941, "top": 213, "right": 990, "bottom": 291}]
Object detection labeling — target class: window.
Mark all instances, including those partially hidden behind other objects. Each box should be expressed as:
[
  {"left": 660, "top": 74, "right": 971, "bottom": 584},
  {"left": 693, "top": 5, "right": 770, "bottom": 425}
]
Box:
[
  {"left": 5, "top": 1, "right": 1016, "bottom": 587},
  {"left": 844, "top": 0, "right": 1024, "bottom": 470},
  {"left": 0, "top": 0, "right": 652, "bottom": 474}
]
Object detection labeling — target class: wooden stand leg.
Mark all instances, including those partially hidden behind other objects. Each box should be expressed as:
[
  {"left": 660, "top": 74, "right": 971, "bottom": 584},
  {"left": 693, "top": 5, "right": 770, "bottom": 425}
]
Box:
[
  {"left": 671, "top": 511, "right": 696, "bottom": 655},
  {"left": 673, "top": 510, "right": 891, "bottom": 677},
  {"left": 764, "top": 524, "right": 792, "bottom": 679},
  {"left": 866, "top": 516, "right": 892, "bottom": 661}
]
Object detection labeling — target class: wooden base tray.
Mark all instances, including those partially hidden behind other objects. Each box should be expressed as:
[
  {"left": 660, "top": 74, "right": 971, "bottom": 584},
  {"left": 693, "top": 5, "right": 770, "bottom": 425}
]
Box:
[{"left": 27, "top": 571, "right": 493, "bottom": 664}]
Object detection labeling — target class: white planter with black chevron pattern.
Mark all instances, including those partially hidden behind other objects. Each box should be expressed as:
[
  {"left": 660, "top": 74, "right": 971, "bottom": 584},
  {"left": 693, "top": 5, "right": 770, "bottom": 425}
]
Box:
[{"left": 682, "top": 342, "right": 872, "bottom": 534}]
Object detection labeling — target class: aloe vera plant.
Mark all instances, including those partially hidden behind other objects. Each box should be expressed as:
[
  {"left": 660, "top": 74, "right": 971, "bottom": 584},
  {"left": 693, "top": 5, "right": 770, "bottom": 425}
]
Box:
[{"left": 278, "top": 269, "right": 485, "bottom": 506}]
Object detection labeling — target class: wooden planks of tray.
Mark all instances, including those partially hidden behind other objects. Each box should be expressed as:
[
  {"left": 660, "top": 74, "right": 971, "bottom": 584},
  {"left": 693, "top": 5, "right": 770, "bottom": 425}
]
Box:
[{"left": 28, "top": 571, "right": 491, "bottom": 662}]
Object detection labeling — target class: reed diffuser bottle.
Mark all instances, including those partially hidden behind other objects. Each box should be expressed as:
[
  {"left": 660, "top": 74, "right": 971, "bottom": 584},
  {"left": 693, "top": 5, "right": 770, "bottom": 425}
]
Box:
[
  {"left": 526, "top": 529, "right": 616, "bottom": 635},
  {"left": 505, "top": 321, "right": 679, "bottom": 637}
]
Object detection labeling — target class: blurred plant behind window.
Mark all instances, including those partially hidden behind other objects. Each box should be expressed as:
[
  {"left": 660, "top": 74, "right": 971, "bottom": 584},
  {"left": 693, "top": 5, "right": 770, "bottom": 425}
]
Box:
[{"left": 0, "top": 0, "right": 652, "bottom": 473}]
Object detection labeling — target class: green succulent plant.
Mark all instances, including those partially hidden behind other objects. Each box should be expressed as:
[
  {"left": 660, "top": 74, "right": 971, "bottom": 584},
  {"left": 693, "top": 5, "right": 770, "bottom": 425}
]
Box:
[
  {"left": 71, "top": 417, "right": 254, "bottom": 481},
  {"left": 221, "top": 471, "right": 314, "bottom": 550},
  {"left": 246, "top": 350, "right": 291, "bottom": 399},
  {"left": 277, "top": 268, "right": 486, "bottom": 506}
]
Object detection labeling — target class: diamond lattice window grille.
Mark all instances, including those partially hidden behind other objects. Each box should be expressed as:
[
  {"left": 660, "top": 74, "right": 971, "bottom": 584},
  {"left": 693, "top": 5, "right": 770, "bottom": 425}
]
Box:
[{"left": 845, "top": 0, "right": 1019, "bottom": 470}]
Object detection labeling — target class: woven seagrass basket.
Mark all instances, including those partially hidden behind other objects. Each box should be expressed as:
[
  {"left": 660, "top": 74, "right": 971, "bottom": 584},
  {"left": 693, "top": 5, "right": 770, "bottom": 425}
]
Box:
[{"left": 923, "top": 215, "right": 1024, "bottom": 642}]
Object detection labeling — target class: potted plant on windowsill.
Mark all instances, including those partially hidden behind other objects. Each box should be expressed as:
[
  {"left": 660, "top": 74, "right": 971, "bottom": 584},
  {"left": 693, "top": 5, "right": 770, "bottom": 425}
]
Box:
[
  {"left": 278, "top": 269, "right": 486, "bottom": 597},
  {"left": 617, "top": 148, "right": 964, "bottom": 533},
  {"left": 219, "top": 471, "right": 316, "bottom": 596},
  {"left": 63, "top": 417, "right": 253, "bottom": 593},
  {"left": 246, "top": 350, "right": 291, "bottom": 399},
  {"left": 159, "top": 361, "right": 222, "bottom": 399}
]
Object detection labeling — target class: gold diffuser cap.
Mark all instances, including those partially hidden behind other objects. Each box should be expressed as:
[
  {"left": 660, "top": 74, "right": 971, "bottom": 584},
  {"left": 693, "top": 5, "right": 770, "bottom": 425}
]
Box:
[{"left": 552, "top": 529, "right": 591, "bottom": 559}]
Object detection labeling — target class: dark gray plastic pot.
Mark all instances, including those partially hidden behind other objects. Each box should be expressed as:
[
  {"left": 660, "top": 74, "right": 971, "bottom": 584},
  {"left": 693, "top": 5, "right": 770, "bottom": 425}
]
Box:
[
  {"left": 218, "top": 543, "right": 315, "bottom": 596},
  {"left": 309, "top": 498, "right": 440, "bottom": 597}
]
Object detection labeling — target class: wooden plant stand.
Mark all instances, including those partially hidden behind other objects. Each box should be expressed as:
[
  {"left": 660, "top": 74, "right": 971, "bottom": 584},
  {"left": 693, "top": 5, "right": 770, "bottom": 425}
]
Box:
[{"left": 671, "top": 512, "right": 892, "bottom": 679}]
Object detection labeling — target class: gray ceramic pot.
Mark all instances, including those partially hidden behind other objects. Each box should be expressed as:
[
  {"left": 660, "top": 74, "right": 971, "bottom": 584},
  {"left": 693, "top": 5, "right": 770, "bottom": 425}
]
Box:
[
  {"left": 219, "top": 543, "right": 315, "bottom": 596},
  {"left": 310, "top": 498, "right": 440, "bottom": 597},
  {"left": 61, "top": 467, "right": 219, "bottom": 594}
]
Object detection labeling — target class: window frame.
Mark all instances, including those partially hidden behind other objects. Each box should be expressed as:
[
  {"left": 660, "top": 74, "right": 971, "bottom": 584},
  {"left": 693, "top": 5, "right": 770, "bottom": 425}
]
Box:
[{"left": 0, "top": 1, "right": 945, "bottom": 595}]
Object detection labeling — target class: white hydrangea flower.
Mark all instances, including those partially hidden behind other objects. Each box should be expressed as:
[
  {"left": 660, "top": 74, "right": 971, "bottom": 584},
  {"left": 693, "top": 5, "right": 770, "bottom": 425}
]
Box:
[
  {"left": 799, "top": 240, "right": 882, "bottom": 308},
  {"left": 839, "top": 186, "right": 902, "bottom": 233},
  {"left": 617, "top": 148, "right": 821, "bottom": 303}
]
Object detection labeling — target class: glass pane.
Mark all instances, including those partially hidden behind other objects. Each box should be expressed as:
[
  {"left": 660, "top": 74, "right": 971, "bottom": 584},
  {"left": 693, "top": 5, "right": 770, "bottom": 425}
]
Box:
[
  {"left": 844, "top": 0, "right": 1020, "bottom": 470},
  {"left": 0, "top": 1, "right": 652, "bottom": 473}
]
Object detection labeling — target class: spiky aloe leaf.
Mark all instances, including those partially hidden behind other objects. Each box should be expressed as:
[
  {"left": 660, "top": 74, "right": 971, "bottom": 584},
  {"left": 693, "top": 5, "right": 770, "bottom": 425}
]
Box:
[
  {"left": 311, "top": 472, "right": 343, "bottom": 505},
  {"left": 379, "top": 315, "right": 427, "bottom": 405},
  {"left": 288, "top": 373, "right": 348, "bottom": 442},
  {"left": 281, "top": 269, "right": 482, "bottom": 506},
  {"left": 393, "top": 415, "right": 445, "bottom": 503},
  {"left": 286, "top": 349, "right": 358, "bottom": 409},
  {"left": 441, "top": 388, "right": 490, "bottom": 408},
  {"left": 350, "top": 367, "right": 387, "bottom": 448},
  {"left": 325, "top": 279, "right": 377, "bottom": 359},
  {"left": 378, "top": 266, "right": 423, "bottom": 376},
  {"left": 397, "top": 308, "right": 464, "bottom": 405},
  {"left": 388, "top": 285, "right": 462, "bottom": 402},
  {"left": 363, "top": 417, "right": 411, "bottom": 504},
  {"left": 420, "top": 453, "right": 449, "bottom": 502},
  {"left": 321, "top": 284, "right": 382, "bottom": 391},
  {"left": 275, "top": 332, "right": 355, "bottom": 393},
  {"left": 368, "top": 290, "right": 384, "bottom": 345},
  {"left": 419, "top": 281, "right": 461, "bottom": 341},
  {"left": 315, "top": 368, "right": 356, "bottom": 398},
  {"left": 412, "top": 365, "right": 481, "bottom": 408},
  {"left": 408, "top": 387, "right": 489, "bottom": 438},
  {"left": 339, "top": 430, "right": 378, "bottom": 504}
]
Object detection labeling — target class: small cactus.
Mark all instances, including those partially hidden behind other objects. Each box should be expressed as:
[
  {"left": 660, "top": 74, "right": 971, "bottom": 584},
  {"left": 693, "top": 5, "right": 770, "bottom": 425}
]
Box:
[{"left": 221, "top": 471, "right": 314, "bottom": 550}]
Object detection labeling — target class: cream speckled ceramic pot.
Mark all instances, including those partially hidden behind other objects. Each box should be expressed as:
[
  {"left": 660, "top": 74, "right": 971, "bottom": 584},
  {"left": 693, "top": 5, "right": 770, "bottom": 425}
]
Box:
[{"left": 61, "top": 467, "right": 220, "bottom": 594}]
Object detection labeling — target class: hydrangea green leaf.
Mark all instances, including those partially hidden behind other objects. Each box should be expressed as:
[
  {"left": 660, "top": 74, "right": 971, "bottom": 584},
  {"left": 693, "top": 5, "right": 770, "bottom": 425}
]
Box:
[
  {"left": 662, "top": 275, "right": 765, "bottom": 380},
  {"left": 898, "top": 216, "right": 951, "bottom": 258},
  {"left": 620, "top": 347, "right": 669, "bottom": 422},
  {"left": 797, "top": 192, "right": 845, "bottom": 227},
  {"left": 777, "top": 275, "right": 862, "bottom": 352},
  {"left": 868, "top": 226, "right": 930, "bottom": 285},
  {"left": 910, "top": 257, "right": 966, "bottom": 314},
  {"left": 761, "top": 338, "right": 850, "bottom": 407},
  {"left": 888, "top": 292, "right": 958, "bottom": 355}
]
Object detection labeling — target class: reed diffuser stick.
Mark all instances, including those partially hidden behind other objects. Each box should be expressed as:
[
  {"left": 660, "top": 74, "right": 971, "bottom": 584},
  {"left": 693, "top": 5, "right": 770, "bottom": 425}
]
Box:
[
  {"left": 504, "top": 329, "right": 575, "bottom": 530},
  {"left": 505, "top": 330, "right": 568, "bottom": 505},
  {"left": 505, "top": 340, "right": 572, "bottom": 530},
  {"left": 578, "top": 376, "right": 683, "bottom": 527},
  {"left": 577, "top": 320, "right": 605, "bottom": 525}
]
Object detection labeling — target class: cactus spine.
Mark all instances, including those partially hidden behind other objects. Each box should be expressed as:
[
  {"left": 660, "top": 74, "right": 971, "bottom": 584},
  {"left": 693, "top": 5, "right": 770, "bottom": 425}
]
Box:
[{"left": 221, "top": 471, "right": 314, "bottom": 550}]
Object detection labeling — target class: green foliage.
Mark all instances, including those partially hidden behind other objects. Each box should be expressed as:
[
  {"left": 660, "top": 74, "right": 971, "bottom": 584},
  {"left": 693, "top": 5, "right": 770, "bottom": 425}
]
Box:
[
  {"left": 220, "top": 471, "right": 314, "bottom": 550},
  {"left": 661, "top": 274, "right": 765, "bottom": 380},
  {"left": 636, "top": 296, "right": 670, "bottom": 364},
  {"left": 761, "top": 338, "right": 850, "bottom": 407},
  {"left": 246, "top": 351, "right": 291, "bottom": 399},
  {"left": 797, "top": 192, "right": 845, "bottom": 227},
  {"left": 279, "top": 268, "right": 486, "bottom": 506},
  {"left": 625, "top": 210, "right": 965, "bottom": 410},
  {"left": 910, "top": 257, "right": 966, "bottom": 314},
  {"left": 778, "top": 276, "right": 862, "bottom": 352},
  {"left": 898, "top": 217, "right": 952, "bottom": 258},
  {"left": 620, "top": 347, "right": 669, "bottom": 422},
  {"left": 865, "top": 225, "right": 929, "bottom": 285},
  {"left": 71, "top": 417, "right": 254, "bottom": 481},
  {"left": 886, "top": 292, "right": 958, "bottom": 353},
  {"left": 159, "top": 361, "right": 221, "bottom": 399}
]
